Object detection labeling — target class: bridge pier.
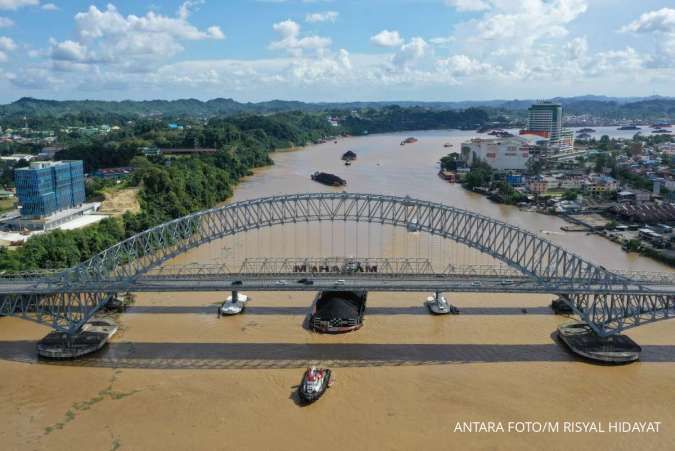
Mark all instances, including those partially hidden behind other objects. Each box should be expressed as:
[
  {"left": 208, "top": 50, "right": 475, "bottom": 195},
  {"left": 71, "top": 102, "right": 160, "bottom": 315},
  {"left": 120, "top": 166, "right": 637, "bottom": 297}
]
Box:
[
  {"left": 37, "top": 317, "right": 118, "bottom": 360},
  {"left": 219, "top": 290, "right": 248, "bottom": 316},
  {"left": 556, "top": 321, "right": 642, "bottom": 364},
  {"left": 424, "top": 291, "right": 459, "bottom": 315}
]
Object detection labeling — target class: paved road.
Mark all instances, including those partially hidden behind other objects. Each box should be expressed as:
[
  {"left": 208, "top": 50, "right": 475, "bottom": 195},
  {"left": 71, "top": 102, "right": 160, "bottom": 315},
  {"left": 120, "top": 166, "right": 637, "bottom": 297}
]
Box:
[{"left": 1, "top": 273, "right": 672, "bottom": 295}]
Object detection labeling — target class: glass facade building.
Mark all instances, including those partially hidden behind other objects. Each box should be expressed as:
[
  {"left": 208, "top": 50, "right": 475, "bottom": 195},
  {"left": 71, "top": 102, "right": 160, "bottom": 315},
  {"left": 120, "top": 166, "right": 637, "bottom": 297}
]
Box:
[{"left": 15, "top": 161, "right": 85, "bottom": 218}]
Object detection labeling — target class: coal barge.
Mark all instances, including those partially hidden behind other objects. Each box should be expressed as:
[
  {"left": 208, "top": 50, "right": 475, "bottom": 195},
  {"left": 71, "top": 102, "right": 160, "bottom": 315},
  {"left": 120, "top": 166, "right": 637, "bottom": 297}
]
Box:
[
  {"left": 310, "top": 291, "right": 367, "bottom": 333},
  {"left": 311, "top": 172, "right": 346, "bottom": 187},
  {"left": 341, "top": 150, "right": 357, "bottom": 161}
]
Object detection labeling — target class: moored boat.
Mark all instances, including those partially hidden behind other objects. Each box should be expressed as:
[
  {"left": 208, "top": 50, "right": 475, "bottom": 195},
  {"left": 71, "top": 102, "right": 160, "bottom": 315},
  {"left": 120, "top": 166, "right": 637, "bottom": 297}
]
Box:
[
  {"left": 557, "top": 321, "right": 641, "bottom": 364},
  {"left": 298, "top": 367, "right": 332, "bottom": 404}
]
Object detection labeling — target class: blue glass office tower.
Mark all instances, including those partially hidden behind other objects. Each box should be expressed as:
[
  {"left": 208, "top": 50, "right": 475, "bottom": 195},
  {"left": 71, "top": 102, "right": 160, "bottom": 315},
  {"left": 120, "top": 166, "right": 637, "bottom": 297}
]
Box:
[{"left": 15, "top": 161, "right": 86, "bottom": 218}]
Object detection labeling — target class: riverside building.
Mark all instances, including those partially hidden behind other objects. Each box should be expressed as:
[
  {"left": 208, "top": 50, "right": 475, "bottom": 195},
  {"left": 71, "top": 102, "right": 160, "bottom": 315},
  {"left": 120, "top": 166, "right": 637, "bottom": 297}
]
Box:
[
  {"left": 461, "top": 136, "right": 532, "bottom": 170},
  {"left": 15, "top": 161, "right": 85, "bottom": 218}
]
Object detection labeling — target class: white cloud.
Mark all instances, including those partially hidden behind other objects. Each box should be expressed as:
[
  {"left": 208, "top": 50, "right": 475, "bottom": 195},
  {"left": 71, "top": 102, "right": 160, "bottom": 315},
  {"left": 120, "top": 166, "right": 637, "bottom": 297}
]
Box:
[
  {"left": 0, "top": 35, "right": 15, "bottom": 51},
  {"left": 475, "top": 0, "right": 587, "bottom": 45},
  {"left": 48, "top": 3, "right": 225, "bottom": 71},
  {"left": 0, "top": 0, "right": 37, "bottom": 10},
  {"left": 429, "top": 36, "right": 454, "bottom": 46},
  {"left": 305, "top": 11, "right": 338, "bottom": 23},
  {"left": 41, "top": 3, "right": 58, "bottom": 11},
  {"left": 6, "top": 66, "right": 62, "bottom": 89},
  {"left": 0, "top": 16, "right": 13, "bottom": 27},
  {"left": 621, "top": 8, "right": 675, "bottom": 61},
  {"left": 392, "top": 37, "right": 428, "bottom": 68},
  {"left": 10, "top": 0, "right": 675, "bottom": 99},
  {"left": 50, "top": 39, "right": 90, "bottom": 62},
  {"left": 370, "top": 30, "right": 403, "bottom": 47},
  {"left": 445, "top": 0, "right": 491, "bottom": 12},
  {"left": 588, "top": 47, "right": 649, "bottom": 77},
  {"left": 437, "top": 54, "right": 495, "bottom": 77},
  {"left": 621, "top": 8, "right": 675, "bottom": 34},
  {"left": 565, "top": 36, "right": 588, "bottom": 61},
  {"left": 270, "top": 19, "right": 331, "bottom": 56}
]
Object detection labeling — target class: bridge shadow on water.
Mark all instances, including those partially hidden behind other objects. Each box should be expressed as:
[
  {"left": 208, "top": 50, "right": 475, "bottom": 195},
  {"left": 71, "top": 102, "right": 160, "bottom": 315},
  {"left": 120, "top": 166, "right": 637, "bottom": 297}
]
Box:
[
  {"left": 1, "top": 340, "right": 675, "bottom": 370},
  {"left": 127, "top": 306, "right": 554, "bottom": 316}
]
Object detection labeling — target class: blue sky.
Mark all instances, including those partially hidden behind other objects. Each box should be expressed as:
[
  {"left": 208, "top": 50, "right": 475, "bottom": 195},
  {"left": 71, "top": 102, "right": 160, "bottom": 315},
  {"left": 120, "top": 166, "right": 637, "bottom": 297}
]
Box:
[{"left": 0, "top": 0, "right": 674, "bottom": 102}]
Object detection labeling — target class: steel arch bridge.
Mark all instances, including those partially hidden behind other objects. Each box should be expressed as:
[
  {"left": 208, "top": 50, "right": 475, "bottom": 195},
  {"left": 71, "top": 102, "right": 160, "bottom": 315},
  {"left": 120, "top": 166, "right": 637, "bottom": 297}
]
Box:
[{"left": 1, "top": 192, "right": 674, "bottom": 336}]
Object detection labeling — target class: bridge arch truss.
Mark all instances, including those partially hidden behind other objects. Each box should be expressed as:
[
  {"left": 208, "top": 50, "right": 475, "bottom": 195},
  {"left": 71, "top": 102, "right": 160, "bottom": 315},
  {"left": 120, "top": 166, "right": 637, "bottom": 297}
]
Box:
[{"left": 1, "top": 192, "right": 672, "bottom": 335}]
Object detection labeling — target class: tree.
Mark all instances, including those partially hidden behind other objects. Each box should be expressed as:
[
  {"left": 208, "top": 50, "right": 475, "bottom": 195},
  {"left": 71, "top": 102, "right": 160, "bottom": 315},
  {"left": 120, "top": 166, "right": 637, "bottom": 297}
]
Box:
[
  {"left": 562, "top": 189, "right": 579, "bottom": 201},
  {"left": 440, "top": 152, "right": 461, "bottom": 171}
]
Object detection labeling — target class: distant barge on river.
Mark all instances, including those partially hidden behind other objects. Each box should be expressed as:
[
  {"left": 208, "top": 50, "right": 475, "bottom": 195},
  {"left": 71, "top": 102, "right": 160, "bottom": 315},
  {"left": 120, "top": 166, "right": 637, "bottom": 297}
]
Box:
[{"left": 311, "top": 172, "right": 347, "bottom": 187}]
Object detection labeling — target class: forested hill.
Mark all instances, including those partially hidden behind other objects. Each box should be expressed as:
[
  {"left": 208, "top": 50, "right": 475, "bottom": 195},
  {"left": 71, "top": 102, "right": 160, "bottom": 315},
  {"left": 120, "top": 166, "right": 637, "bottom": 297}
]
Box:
[{"left": 3, "top": 95, "right": 674, "bottom": 122}]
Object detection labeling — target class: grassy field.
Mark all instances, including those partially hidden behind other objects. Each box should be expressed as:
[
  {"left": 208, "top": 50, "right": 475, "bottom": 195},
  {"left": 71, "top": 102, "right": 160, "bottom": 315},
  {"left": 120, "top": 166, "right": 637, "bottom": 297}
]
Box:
[
  {"left": 98, "top": 187, "right": 140, "bottom": 217},
  {"left": 0, "top": 197, "right": 16, "bottom": 213}
]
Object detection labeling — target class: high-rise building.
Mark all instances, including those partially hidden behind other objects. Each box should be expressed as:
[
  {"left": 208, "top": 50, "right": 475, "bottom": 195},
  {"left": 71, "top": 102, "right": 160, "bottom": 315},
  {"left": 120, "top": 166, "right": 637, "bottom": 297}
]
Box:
[
  {"left": 15, "top": 161, "right": 85, "bottom": 218},
  {"left": 526, "top": 101, "right": 563, "bottom": 141},
  {"left": 521, "top": 101, "right": 573, "bottom": 153}
]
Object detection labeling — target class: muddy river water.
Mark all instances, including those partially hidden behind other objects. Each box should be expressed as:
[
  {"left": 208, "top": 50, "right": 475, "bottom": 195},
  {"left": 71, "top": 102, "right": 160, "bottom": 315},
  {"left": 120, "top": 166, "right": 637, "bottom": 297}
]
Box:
[{"left": 1, "top": 129, "right": 674, "bottom": 450}]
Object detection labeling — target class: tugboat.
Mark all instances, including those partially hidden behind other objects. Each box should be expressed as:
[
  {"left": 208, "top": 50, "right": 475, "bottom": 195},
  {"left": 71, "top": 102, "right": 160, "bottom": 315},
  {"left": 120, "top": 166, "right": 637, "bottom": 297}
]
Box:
[
  {"left": 443, "top": 143, "right": 453, "bottom": 148},
  {"left": 298, "top": 367, "right": 332, "bottom": 404},
  {"left": 220, "top": 293, "right": 249, "bottom": 316},
  {"left": 400, "top": 137, "right": 418, "bottom": 146},
  {"left": 311, "top": 172, "right": 347, "bottom": 187},
  {"left": 344, "top": 160, "right": 351, "bottom": 166},
  {"left": 558, "top": 321, "right": 641, "bottom": 364},
  {"left": 37, "top": 317, "right": 118, "bottom": 359}
]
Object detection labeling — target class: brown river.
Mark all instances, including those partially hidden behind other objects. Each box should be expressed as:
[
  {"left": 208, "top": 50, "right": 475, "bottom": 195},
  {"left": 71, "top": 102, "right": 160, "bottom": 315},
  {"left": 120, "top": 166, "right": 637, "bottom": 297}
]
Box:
[{"left": 1, "top": 130, "right": 674, "bottom": 450}]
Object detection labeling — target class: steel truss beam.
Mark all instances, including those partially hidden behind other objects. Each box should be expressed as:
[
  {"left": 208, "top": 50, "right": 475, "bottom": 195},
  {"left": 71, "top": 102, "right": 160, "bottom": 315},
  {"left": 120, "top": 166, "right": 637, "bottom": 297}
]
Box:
[{"left": 0, "top": 192, "right": 672, "bottom": 335}]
